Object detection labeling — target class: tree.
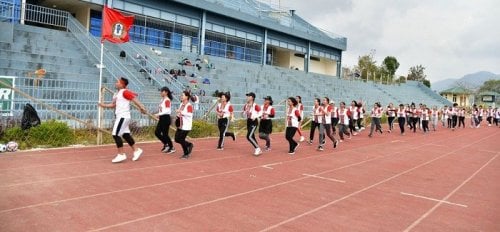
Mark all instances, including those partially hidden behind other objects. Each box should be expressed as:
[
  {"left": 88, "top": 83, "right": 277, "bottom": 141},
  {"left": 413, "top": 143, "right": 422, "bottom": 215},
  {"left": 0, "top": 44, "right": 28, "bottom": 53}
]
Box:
[
  {"left": 478, "top": 79, "right": 500, "bottom": 93},
  {"left": 397, "top": 76, "right": 406, "bottom": 83},
  {"left": 382, "top": 56, "right": 399, "bottom": 83},
  {"left": 407, "top": 65, "right": 426, "bottom": 81},
  {"left": 422, "top": 79, "right": 431, "bottom": 88},
  {"left": 356, "top": 55, "right": 377, "bottom": 81}
]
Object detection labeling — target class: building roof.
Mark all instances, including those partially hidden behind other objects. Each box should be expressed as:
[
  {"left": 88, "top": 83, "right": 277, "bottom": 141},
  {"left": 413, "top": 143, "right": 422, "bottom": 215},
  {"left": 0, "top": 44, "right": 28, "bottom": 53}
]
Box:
[
  {"left": 478, "top": 91, "right": 499, "bottom": 96},
  {"left": 440, "top": 86, "right": 473, "bottom": 94},
  {"left": 174, "top": 0, "right": 347, "bottom": 51}
]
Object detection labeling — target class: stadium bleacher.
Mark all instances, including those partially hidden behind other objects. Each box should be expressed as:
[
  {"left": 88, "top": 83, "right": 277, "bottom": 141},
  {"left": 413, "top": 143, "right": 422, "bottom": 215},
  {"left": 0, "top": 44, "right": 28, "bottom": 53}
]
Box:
[{"left": 0, "top": 19, "right": 451, "bottom": 125}]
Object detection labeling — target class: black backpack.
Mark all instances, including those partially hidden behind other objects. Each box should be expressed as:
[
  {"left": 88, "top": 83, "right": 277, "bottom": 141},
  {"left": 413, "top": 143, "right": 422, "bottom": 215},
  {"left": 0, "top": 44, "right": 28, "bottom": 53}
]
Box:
[{"left": 21, "top": 103, "right": 41, "bottom": 130}]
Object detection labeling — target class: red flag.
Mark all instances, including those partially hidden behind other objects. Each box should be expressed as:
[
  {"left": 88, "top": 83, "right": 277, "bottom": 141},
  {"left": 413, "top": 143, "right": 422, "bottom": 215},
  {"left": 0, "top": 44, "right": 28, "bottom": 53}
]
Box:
[{"left": 101, "top": 6, "right": 134, "bottom": 43}]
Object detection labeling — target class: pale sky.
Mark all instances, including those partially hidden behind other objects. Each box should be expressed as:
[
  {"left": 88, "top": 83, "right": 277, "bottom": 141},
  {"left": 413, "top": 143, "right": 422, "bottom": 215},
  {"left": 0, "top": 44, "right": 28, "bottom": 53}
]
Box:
[{"left": 277, "top": 0, "right": 500, "bottom": 82}]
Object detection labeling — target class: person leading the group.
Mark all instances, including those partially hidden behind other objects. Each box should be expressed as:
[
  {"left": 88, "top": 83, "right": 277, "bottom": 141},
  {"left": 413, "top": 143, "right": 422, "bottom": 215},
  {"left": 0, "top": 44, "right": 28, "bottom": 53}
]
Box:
[
  {"left": 98, "top": 77, "right": 147, "bottom": 163},
  {"left": 397, "top": 104, "right": 406, "bottom": 135}
]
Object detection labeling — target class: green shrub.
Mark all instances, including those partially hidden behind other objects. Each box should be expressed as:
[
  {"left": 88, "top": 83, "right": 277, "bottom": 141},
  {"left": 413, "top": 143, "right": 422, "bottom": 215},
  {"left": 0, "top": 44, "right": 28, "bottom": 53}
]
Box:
[
  {"left": 28, "top": 120, "right": 75, "bottom": 147},
  {"left": 190, "top": 120, "right": 218, "bottom": 138},
  {"left": 1, "top": 120, "right": 75, "bottom": 149}
]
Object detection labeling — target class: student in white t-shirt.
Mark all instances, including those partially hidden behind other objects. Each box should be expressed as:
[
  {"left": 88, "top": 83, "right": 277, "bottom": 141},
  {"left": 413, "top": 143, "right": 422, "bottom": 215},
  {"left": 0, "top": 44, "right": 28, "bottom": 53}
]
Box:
[{"left": 98, "top": 77, "right": 147, "bottom": 163}]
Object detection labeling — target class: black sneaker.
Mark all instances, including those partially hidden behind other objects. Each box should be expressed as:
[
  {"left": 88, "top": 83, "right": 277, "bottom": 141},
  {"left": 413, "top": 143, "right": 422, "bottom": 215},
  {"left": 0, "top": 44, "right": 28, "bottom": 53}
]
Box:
[{"left": 231, "top": 134, "right": 236, "bottom": 141}]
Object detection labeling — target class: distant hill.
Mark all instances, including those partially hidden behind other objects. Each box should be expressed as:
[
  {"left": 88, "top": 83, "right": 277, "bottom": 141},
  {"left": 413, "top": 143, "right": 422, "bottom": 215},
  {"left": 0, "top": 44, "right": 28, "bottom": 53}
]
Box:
[{"left": 432, "top": 71, "right": 500, "bottom": 92}]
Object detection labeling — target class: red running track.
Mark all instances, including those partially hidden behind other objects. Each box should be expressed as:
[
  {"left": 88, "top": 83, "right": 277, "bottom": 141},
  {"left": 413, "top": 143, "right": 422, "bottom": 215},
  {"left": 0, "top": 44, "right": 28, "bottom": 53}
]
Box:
[{"left": 0, "top": 125, "right": 498, "bottom": 231}]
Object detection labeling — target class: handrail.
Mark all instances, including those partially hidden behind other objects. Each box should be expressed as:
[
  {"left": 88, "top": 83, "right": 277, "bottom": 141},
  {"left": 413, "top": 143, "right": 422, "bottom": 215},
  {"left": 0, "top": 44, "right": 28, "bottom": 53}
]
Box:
[
  {"left": 121, "top": 42, "right": 186, "bottom": 93},
  {"left": 65, "top": 15, "right": 145, "bottom": 90}
]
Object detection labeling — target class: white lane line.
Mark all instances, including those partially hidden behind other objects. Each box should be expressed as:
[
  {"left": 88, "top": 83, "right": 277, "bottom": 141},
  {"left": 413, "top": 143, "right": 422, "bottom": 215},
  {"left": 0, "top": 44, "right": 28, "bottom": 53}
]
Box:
[
  {"left": 302, "top": 174, "right": 345, "bottom": 183},
  {"left": 400, "top": 192, "right": 467, "bottom": 208},
  {"left": 403, "top": 154, "right": 498, "bottom": 232},
  {"left": 261, "top": 162, "right": 282, "bottom": 169},
  {"left": 259, "top": 132, "right": 499, "bottom": 232}
]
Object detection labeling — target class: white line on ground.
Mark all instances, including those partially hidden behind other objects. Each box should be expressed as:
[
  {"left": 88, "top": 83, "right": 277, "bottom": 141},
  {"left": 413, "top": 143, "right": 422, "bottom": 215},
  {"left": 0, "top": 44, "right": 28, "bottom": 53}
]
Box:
[
  {"left": 302, "top": 174, "right": 345, "bottom": 183},
  {"left": 261, "top": 162, "right": 282, "bottom": 169},
  {"left": 403, "top": 154, "right": 498, "bottom": 232},
  {"left": 259, "top": 131, "right": 499, "bottom": 232},
  {"left": 400, "top": 192, "right": 467, "bottom": 208}
]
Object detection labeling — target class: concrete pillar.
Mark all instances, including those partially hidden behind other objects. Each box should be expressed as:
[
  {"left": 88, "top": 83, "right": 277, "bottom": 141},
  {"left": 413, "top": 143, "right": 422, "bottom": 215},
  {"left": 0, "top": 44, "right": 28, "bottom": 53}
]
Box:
[
  {"left": 262, "top": 29, "right": 267, "bottom": 65},
  {"left": 305, "top": 41, "right": 311, "bottom": 73},
  {"left": 199, "top": 10, "right": 206, "bottom": 56}
]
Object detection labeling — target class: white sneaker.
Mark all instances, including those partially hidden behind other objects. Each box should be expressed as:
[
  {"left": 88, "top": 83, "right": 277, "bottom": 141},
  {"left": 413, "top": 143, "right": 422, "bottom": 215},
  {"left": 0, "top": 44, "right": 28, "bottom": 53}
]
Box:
[
  {"left": 112, "top": 153, "right": 127, "bottom": 163},
  {"left": 132, "top": 148, "right": 143, "bottom": 161},
  {"left": 299, "top": 136, "right": 305, "bottom": 142},
  {"left": 254, "top": 147, "right": 262, "bottom": 156}
]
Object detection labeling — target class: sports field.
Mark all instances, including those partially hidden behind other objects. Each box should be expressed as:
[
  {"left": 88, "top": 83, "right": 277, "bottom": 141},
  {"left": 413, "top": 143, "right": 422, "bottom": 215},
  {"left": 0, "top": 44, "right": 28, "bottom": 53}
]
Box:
[{"left": 0, "top": 127, "right": 498, "bottom": 231}]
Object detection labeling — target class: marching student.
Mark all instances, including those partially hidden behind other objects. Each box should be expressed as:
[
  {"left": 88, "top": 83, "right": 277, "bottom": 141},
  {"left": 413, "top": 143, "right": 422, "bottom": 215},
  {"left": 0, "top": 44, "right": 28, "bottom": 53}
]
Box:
[
  {"left": 357, "top": 101, "right": 366, "bottom": 131},
  {"left": 309, "top": 98, "right": 323, "bottom": 145},
  {"left": 337, "top": 102, "right": 351, "bottom": 142},
  {"left": 98, "top": 77, "right": 147, "bottom": 163},
  {"left": 243, "top": 92, "right": 263, "bottom": 156},
  {"left": 431, "top": 106, "right": 439, "bottom": 131},
  {"left": 477, "top": 105, "right": 484, "bottom": 127},
  {"left": 155, "top": 87, "right": 175, "bottom": 154},
  {"left": 330, "top": 100, "right": 339, "bottom": 133},
  {"left": 471, "top": 104, "right": 479, "bottom": 128},
  {"left": 495, "top": 107, "right": 499, "bottom": 127},
  {"left": 410, "top": 104, "right": 418, "bottom": 133},
  {"left": 397, "top": 104, "right": 406, "bottom": 135},
  {"left": 368, "top": 102, "right": 383, "bottom": 137},
  {"left": 216, "top": 92, "right": 236, "bottom": 150},
  {"left": 175, "top": 90, "right": 194, "bottom": 159},
  {"left": 259, "top": 96, "right": 275, "bottom": 151},
  {"left": 318, "top": 97, "right": 339, "bottom": 151},
  {"left": 446, "top": 105, "right": 452, "bottom": 128},
  {"left": 458, "top": 107, "right": 466, "bottom": 128},
  {"left": 421, "top": 105, "right": 430, "bottom": 133},
  {"left": 295, "top": 96, "right": 305, "bottom": 142},
  {"left": 441, "top": 105, "right": 448, "bottom": 127},
  {"left": 285, "top": 97, "right": 302, "bottom": 155},
  {"left": 386, "top": 103, "right": 396, "bottom": 133},
  {"left": 348, "top": 100, "right": 359, "bottom": 135},
  {"left": 451, "top": 103, "right": 458, "bottom": 130},
  {"left": 487, "top": 106, "right": 493, "bottom": 126}
]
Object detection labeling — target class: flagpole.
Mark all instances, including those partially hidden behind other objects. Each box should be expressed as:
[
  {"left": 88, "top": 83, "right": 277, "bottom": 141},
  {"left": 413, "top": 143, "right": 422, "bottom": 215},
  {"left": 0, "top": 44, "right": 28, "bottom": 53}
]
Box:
[{"left": 97, "top": 42, "right": 104, "bottom": 145}]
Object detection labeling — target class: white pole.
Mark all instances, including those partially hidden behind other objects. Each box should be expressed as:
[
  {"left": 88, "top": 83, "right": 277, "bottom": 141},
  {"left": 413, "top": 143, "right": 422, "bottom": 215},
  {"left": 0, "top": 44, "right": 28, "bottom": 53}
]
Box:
[
  {"left": 97, "top": 42, "right": 104, "bottom": 145},
  {"left": 20, "top": 0, "right": 26, "bottom": 24}
]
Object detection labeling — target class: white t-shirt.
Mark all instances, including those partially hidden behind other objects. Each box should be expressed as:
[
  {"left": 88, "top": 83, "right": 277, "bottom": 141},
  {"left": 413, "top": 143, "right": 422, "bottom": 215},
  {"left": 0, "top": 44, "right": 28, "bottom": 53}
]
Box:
[{"left": 113, "top": 88, "right": 137, "bottom": 118}]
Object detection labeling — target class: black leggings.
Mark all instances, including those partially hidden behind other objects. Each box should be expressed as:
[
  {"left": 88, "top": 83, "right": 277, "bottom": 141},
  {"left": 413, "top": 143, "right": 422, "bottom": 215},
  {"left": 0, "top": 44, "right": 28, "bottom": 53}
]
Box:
[
  {"left": 411, "top": 117, "right": 418, "bottom": 132},
  {"left": 285, "top": 127, "right": 298, "bottom": 152},
  {"left": 217, "top": 118, "right": 234, "bottom": 148},
  {"left": 309, "top": 121, "right": 320, "bottom": 141},
  {"left": 175, "top": 129, "right": 191, "bottom": 155},
  {"left": 459, "top": 116, "right": 465, "bottom": 128},
  {"left": 452, "top": 115, "right": 458, "bottom": 128},
  {"left": 246, "top": 119, "right": 259, "bottom": 148},
  {"left": 322, "top": 124, "right": 337, "bottom": 144},
  {"left": 388, "top": 116, "right": 395, "bottom": 131},
  {"left": 155, "top": 115, "right": 173, "bottom": 148},
  {"left": 398, "top": 117, "right": 405, "bottom": 134},
  {"left": 422, "top": 120, "right": 429, "bottom": 132}
]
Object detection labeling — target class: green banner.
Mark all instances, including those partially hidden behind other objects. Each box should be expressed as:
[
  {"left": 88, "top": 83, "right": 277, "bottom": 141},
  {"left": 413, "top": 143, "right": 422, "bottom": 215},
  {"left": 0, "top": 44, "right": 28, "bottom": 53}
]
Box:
[{"left": 0, "top": 76, "right": 15, "bottom": 116}]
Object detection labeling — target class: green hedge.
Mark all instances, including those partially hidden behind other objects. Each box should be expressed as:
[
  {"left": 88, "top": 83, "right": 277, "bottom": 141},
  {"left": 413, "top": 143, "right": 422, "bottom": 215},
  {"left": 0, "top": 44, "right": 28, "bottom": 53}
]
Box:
[{"left": 1, "top": 120, "right": 75, "bottom": 149}]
